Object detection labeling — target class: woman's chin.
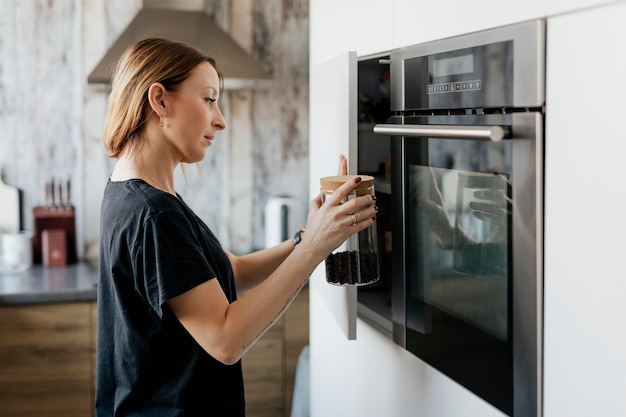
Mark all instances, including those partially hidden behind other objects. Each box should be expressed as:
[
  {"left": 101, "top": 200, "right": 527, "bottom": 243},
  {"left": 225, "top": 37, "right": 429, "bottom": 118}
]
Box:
[{"left": 182, "top": 151, "right": 207, "bottom": 164}]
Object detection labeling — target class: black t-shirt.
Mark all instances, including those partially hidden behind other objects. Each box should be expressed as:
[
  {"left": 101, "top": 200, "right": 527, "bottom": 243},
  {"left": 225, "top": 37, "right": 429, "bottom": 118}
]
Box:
[{"left": 96, "top": 179, "right": 244, "bottom": 416}]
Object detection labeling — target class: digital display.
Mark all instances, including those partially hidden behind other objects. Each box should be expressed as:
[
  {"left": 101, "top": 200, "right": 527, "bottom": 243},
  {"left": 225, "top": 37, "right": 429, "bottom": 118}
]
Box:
[{"left": 432, "top": 53, "right": 474, "bottom": 77}]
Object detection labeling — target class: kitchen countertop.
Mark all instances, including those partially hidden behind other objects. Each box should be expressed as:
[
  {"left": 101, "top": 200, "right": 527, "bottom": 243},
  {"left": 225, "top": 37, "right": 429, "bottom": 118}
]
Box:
[{"left": 0, "top": 262, "right": 97, "bottom": 305}]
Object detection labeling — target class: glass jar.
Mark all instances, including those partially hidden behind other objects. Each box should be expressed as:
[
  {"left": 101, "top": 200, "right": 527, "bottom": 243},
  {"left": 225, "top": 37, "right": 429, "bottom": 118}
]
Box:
[{"left": 319, "top": 175, "right": 379, "bottom": 286}]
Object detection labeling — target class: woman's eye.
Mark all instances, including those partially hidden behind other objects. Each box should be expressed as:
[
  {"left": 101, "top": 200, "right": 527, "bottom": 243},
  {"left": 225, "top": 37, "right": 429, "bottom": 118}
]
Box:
[{"left": 205, "top": 97, "right": 216, "bottom": 104}]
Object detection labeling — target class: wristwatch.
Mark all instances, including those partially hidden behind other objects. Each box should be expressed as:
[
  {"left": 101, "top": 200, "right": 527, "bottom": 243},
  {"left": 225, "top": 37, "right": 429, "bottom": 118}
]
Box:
[{"left": 293, "top": 229, "right": 306, "bottom": 246}]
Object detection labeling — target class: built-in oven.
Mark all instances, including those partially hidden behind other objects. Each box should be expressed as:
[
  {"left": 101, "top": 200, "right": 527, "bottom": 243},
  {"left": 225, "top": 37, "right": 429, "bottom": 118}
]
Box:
[{"left": 373, "top": 20, "right": 545, "bottom": 417}]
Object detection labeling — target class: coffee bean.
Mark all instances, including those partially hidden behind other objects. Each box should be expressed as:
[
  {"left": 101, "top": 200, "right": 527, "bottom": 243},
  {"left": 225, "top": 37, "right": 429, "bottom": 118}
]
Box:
[{"left": 326, "top": 250, "right": 379, "bottom": 285}]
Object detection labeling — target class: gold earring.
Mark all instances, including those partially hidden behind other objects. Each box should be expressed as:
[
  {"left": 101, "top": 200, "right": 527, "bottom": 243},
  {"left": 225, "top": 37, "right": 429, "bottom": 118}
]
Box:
[{"left": 159, "top": 117, "right": 164, "bottom": 127}]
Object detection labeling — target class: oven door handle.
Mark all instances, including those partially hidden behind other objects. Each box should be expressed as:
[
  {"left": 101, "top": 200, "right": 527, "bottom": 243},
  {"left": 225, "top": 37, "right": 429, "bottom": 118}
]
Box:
[{"left": 373, "top": 123, "right": 510, "bottom": 142}]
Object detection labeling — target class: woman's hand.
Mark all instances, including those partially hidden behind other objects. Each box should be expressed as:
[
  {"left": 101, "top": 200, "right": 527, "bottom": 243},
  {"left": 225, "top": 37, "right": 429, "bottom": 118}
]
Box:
[{"left": 299, "top": 155, "right": 377, "bottom": 261}]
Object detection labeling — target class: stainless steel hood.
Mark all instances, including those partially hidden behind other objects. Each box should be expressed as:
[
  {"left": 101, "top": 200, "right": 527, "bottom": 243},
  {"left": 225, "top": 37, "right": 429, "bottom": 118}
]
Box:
[{"left": 87, "top": 1, "right": 272, "bottom": 89}]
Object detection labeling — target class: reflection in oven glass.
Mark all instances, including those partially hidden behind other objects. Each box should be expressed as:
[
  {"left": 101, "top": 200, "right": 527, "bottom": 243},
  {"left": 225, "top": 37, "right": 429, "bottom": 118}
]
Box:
[{"left": 408, "top": 164, "right": 511, "bottom": 342}]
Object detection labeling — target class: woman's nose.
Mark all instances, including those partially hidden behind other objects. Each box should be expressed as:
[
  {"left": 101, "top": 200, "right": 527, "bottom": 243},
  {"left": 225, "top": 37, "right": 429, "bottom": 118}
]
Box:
[{"left": 214, "top": 107, "right": 226, "bottom": 130}]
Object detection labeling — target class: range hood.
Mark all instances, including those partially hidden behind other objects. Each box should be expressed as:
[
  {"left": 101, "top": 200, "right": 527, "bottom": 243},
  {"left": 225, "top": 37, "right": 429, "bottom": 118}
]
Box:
[{"left": 87, "top": 1, "right": 272, "bottom": 89}]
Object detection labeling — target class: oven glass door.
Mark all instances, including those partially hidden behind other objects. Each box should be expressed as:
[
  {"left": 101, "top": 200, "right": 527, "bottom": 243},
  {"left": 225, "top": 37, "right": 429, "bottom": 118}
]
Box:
[{"left": 401, "top": 113, "right": 540, "bottom": 416}]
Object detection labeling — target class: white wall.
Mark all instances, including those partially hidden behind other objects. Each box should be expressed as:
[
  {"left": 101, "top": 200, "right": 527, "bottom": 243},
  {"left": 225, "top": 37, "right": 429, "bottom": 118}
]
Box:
[{"left": 309, "top": 1, "right": 626, "bottom": 416}]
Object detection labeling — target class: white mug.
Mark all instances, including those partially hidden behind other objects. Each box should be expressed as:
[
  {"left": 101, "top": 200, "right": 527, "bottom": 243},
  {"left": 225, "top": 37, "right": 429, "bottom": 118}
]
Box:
[{"left": 0, "top": 231, "right": 33, "bottom": 273}]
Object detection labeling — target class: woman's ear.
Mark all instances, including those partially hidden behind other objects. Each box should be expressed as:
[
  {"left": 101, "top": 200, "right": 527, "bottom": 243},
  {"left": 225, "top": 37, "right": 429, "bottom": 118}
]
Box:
[{"left": 147, "top": 82, "right": 167, "bottom": 116}]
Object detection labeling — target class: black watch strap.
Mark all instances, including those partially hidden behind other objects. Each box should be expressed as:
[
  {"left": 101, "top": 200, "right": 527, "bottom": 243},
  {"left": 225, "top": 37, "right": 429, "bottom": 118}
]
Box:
[{"left": 293, "top": 229, "right": 306, "bottom": 246}]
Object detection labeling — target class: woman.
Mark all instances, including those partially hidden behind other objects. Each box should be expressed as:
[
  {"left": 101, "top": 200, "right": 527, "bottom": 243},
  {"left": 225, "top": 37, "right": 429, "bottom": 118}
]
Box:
[{"left": 96, "top": 38, "right": 377, "bottom": 416}]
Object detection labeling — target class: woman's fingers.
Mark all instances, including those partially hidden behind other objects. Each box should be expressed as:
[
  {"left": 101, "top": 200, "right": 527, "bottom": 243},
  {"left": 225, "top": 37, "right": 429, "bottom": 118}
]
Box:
[
  {"left": 303, "top": 166, "right": 378, "bottom": 258},
  {"left": 323, "top": 176, "right": 363, "bottom": 207},
  {"left": 348, "top": 203, "right": 378, "bottom": 227},
  {"left": 337, "top": 154, "right": 348, "bottom": 176}
]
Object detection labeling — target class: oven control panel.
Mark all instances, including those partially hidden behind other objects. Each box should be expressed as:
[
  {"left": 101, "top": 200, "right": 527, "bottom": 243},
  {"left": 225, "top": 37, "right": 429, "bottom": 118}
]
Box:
[{"left": 427, "top": 79, "right": 482, "bottom": 94}]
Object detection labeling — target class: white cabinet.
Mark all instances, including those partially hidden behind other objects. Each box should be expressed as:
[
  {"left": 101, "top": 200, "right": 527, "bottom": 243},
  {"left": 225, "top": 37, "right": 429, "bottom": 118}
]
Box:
[
  {"left": 310, "top": 1, "right": 626, "bottom": 416},
  {"left": 393, "top": 0, "right": 549, "bottom": 49},
  {"left": 392, "top": 0, "right": 619, "bottom": 49},
  {"left": 309, "top": 0, "right": 393, "bottom": 66},
  {"left": 544, "top": 3, "right": 626, "bottom": 417},
  {"left": 309, "top": 48, "right": 393, "bottom": 341},
  {"left": 309, "top": 51, "right": 359, "bottom": 340}
]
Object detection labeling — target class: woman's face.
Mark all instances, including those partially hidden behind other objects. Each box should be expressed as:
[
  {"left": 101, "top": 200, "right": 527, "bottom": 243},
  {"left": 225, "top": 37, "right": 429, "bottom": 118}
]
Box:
[{"left": 164, "top": 61, "right": 226, "bottom": 163}]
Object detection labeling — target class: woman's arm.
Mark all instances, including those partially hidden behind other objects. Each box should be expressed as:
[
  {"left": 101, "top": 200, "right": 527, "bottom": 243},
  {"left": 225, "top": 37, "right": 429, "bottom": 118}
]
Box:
[
  {"left": 167, "top": 238, "right": 318, "bottom": 365},
  {"left": 225, "top": 237, "right": 299, "bottom": 296},
  {"left": 167, "top": 175, "right": 375, "bottom": 365},
  {"left": 228, "top": 155, "right": 347, "bottom": 294}
]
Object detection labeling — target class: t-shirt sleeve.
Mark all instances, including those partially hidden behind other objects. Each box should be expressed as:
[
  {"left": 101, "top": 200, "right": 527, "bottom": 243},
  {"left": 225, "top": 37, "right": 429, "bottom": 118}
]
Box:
[{"left": 139, "top": 210, "right": 216, "bottom": 318}]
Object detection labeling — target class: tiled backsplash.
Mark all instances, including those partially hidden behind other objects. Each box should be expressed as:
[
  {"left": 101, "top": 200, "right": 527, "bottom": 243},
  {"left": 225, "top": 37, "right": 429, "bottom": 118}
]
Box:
[{"left": 0, "top": 0, "right": 309, "bottom": 259}]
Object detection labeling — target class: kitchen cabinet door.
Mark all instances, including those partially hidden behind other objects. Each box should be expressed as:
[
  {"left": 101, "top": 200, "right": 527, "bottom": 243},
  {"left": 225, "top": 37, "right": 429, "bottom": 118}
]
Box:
[
  {"left": 310, "top": 0, "right": 393, "bottom": 66},
  {"left": 544, "top": 3, "right": 626, "bottom": 417},
  {"left": 393, "top": 0, "right": 549, "bottom": 49},
  {"left": 309, "top": 51, "right": 359, "bottom": 340},
  {"left": 0, "top": 302, "right": 94, "bottom": 417}
]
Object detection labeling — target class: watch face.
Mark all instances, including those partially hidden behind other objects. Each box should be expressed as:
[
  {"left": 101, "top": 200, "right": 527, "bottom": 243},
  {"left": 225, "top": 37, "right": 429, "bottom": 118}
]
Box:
[{"left": 294, "top": 229, "right": 304, "bottom": 245}]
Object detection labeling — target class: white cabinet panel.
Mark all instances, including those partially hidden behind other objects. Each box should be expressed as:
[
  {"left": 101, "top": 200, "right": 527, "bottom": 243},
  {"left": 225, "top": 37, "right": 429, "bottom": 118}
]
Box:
[
  {"left": 544, "top": 3, "right": 626, "bottom": 417},
  {"left": 392, "top": 0, "right": 617, "bottom": 50},
  {"left": 393, "top": 0, "right": 550, "bottom": 48},
  {"left": 309, "top": 51, "right": 359, "bottom": 340},
  {"left": 310, "top": 0, "right": 393, "bottom": 66},
  {"left": 546, "top": 0, "right": 618, "bottom": 15}
]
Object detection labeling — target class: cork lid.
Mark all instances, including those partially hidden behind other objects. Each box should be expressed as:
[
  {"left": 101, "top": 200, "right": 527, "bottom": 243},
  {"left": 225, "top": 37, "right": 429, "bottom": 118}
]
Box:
[{"left": 319, "top": 175, "right": 375, "bottom": 192}]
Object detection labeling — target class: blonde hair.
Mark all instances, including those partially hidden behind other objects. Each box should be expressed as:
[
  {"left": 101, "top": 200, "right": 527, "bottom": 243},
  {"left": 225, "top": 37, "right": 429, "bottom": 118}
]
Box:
[{"left": 103, "top": 38, "right": 222, "bottom": 158}]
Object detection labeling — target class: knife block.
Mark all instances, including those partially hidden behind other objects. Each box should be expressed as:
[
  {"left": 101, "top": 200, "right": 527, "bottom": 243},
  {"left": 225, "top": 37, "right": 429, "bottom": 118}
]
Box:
[{"left": 32, "top": 206, "right": 77, "bottom": 265}]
